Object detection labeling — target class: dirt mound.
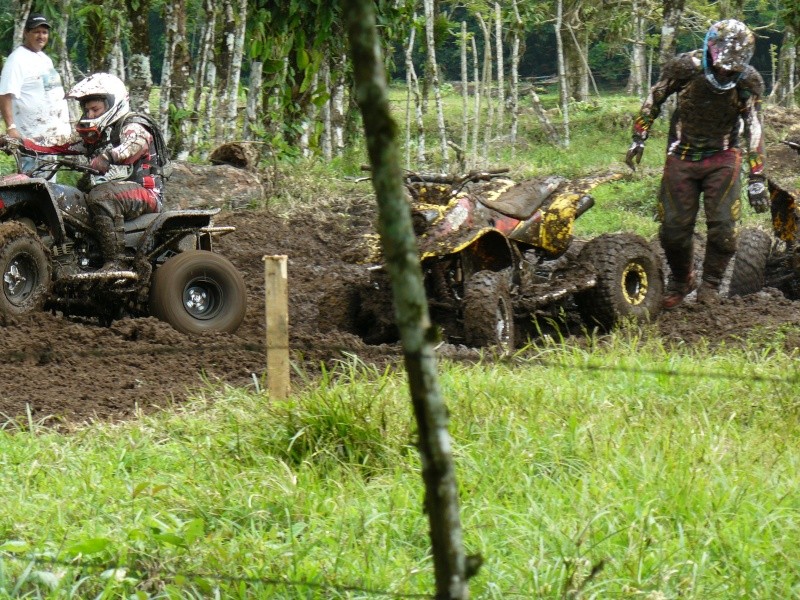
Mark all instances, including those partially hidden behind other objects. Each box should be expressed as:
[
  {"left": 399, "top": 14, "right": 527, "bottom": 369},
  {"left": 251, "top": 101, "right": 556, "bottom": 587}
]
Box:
[{"left": 3, "top": 158, "right": 800, "bottom": 425}]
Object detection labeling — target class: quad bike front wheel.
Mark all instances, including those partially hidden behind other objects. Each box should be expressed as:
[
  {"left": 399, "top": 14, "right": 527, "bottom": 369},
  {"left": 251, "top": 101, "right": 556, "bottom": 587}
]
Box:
[
  {"left": 576, "top": 233, "right": 663, "bottom": 330},
  {"left": 0, "top": 221, "right": 52, "bottom": 316},
  {"left": 462, "top": 269, "right": 515, "bottom": 350},
  {"left": 150, "top": 250, "right": 246, "bottom": 334},
  {"left": 728, "top": 228, "right": 772, "bottom": 297}
]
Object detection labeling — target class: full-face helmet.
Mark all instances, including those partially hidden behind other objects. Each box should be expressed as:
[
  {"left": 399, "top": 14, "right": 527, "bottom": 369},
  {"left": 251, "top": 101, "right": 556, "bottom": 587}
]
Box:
[
  {"left": 66, "top": 73, "right": 131, "bottom": 144},
  {"left": 702, "top": 19, "right": 755, "bottom": 91}
]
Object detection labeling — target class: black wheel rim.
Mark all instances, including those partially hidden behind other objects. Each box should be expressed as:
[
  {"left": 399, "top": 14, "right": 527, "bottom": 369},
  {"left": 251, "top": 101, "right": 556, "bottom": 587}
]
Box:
[
  {"left": 182, "top": 276, "right": 224, "bottom": 320},
  {"left": 3, "top": 253, "right": 38, "bottom": 306}
]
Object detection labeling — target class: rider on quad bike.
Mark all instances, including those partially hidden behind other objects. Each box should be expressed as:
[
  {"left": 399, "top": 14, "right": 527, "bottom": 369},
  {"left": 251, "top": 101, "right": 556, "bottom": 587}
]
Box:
[{"left": 3, "top": 72, "right": 166, "bottom": 273}]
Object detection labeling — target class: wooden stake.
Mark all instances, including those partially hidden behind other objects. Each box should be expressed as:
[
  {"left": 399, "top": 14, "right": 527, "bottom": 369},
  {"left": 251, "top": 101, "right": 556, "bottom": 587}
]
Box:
[{"left": 263, "top": 255, "right": 289, "bottom": 399}]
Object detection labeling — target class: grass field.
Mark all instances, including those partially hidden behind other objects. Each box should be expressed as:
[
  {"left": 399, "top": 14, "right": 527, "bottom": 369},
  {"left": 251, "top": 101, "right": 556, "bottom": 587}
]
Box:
[{"left": 1, "top": 89, "right": 799, "bottom": 598}]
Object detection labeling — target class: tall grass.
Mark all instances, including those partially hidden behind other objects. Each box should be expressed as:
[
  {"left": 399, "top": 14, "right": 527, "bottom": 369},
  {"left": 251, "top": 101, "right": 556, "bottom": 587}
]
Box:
[{"left": 1, "top": 333, "right": 799, "bottom": 598}]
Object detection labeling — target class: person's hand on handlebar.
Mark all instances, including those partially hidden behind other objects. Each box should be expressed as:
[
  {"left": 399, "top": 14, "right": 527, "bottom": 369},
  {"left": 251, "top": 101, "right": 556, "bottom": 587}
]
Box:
[{"left": 0, "top": 135, "right": 23, "bottom": 152}]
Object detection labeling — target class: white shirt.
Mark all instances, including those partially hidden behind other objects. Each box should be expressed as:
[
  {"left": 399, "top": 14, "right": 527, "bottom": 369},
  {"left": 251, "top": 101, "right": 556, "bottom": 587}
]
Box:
[{"left": 0, "top": 45, "right": 71, "bottom": 141}]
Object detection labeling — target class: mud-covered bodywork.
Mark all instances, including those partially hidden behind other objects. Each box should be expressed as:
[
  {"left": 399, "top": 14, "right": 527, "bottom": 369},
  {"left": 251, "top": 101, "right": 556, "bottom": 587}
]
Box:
[{"left": 350, "top": 170, "right": 663, "bottom": 349}]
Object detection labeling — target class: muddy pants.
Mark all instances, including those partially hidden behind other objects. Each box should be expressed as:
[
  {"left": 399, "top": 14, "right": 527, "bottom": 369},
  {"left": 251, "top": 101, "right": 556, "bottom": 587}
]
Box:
[
  {"left": 657, "top": 148, "right": 742, "bottom": 288},
  {"left": 87, "top": 181, "right": 160, "bottom": 222}
]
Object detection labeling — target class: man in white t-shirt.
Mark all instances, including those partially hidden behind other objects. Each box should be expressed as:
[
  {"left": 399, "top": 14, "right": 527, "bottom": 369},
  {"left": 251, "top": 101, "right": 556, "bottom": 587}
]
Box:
[{"left": 0, "top": 13, "right": 71, "bottom": 175}]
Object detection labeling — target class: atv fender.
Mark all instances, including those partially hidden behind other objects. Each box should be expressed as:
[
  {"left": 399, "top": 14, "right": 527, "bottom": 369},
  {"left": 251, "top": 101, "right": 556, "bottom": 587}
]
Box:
[
  {"left": 134, "top": 209, "right": 234, "bottom": 256},
  {"left": 420, "top": 228, "right": 514, "bottom": 273},
  {"left": 0, "top": 179, "right": 70, "bottom": 242}
]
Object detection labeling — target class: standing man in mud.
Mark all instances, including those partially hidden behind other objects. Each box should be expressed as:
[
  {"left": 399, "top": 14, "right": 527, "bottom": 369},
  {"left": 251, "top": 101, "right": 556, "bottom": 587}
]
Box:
[{"left": 625, "top": 19, "right": 767, "bottom": 308}]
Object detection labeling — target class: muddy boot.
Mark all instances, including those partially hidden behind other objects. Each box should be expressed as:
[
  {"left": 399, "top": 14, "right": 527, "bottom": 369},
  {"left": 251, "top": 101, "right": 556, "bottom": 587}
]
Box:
[
  {"left": 94, "top": 214, "right": 125, "bottom": 271},
  {"left": 662, "top": 270, "right": 697, "bottom": 310},
  {"left": 696, "top": 280, "right": 720, "bottom": 304}
]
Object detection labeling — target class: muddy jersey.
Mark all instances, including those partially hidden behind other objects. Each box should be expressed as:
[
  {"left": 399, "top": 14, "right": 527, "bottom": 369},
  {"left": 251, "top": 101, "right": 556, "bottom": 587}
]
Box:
[
  {"left": 632, "top": 50, "right": 765, "bottom": 176},
  {"left": 23, "top": 120, "right": 163, "bottom": 208}
]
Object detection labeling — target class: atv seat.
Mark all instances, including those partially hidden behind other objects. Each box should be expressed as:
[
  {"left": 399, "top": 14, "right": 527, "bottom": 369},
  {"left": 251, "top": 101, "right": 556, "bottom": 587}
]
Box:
[
  {"left": 124, "top": 213, "right": 160, "bottom": 233},
  {"left": 480, "top": 176, "right": 565, "bottom": 220}
]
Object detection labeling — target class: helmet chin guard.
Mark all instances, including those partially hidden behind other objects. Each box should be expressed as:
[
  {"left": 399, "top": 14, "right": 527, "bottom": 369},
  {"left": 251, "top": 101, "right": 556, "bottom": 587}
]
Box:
[
  {"left": 702, "top": 19, "right": 755, "bottom": 91},
  {"left": 67, "top": 73, "right": 131, "bottom": 144}
]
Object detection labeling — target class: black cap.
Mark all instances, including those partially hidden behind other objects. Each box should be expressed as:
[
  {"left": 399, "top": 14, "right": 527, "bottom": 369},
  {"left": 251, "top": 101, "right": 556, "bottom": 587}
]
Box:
[{"left": 24, "top": 14, "right": 51, "bottom": 31}]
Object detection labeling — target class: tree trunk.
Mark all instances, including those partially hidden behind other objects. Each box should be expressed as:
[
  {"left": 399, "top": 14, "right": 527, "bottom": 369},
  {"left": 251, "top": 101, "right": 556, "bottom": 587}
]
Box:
[
  {"left": 12, "top": 0, "right": 34, "bottom": 48},
  {"left": 494, "top": 3, "right": 504, "bottom": 135},
  {"left": 555, "top": 0, "right": 570, "bottom": 147},
  {"left": 423, "top": 0, "right": 448, "bottom": 166},
  {"left": 659, "top": 0, "right": 685, "bottom": 67},
  {"left": 108, "top": 22, "right": 125, "bottom": 80},
  {"left": 771, "top": 28, "right": 797, "bottom": 109},
  {"left": 477, "top": 13, "right": 493, "bottom": 163},
  {"left": 159, "top": 1, "right": 176, "bottom": 139},
  {"left": 460, "top": 21, "right": 469, "bottom": 154},
  {"left": 321, "top": 55, "right": 332, "bottom": 160},
  {"left": 225, "top": 0, "right": 248, "bottom": 138},
  {"left": 471, "top": 37, "right": 481, "bottom": 165},
  {"left": 191, "top": 0, "right": 216, "bottom": 153},
  {"left": 530, "top": 90, "right": 561, "bottom": 145},
  {"left": 343, "top": 2, "right": 470, "bottom": 598},
  {"left": 168, "top": 0, "right": 191, "bottom": 159},
  {"left": 330, "top": 51, "right": 347, "bottom": 156},
  {"left": 405, "top": 16, "right": 425, "bottom": 167},
  {"left": 53, "top": 0, "right": 79, "bottom": 122},
  {"left": 626, "top": 0, "right": 647, "bottom": 98},
  {"left": 125, "top": 0, "right": 153, "bottom": 114},
  {"left": 510, "top": 0, "right": 523, "bottom": 151},
  {"left": 244, "top": 59, "right": 263, "bottom": 140},
  {"left": 215, "top": 0, "right": 235, "bottom": 143}
]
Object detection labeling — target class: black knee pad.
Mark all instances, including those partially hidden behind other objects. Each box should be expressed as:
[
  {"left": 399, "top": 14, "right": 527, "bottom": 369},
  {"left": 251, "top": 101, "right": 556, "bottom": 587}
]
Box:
[
  {"left": 706, "top": 223, "right": 737, "bottom": 255},
  {"left": 659, "top": 225, "right": 694, "bottom": 254}
]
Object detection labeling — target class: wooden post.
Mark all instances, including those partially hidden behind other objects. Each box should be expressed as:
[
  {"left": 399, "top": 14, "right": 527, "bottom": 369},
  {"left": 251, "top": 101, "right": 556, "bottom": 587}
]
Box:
[{"left": 263, "top": 255, "right": 289, "bottom": 399}]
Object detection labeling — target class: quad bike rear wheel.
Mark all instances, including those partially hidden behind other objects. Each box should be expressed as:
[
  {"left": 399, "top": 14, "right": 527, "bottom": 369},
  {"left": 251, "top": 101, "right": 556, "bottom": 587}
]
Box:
[
  {"left": 150, "top": 250, "right": 246, "bottom": 334},
  {"left": 0, "top": 221, "right": 52, "bottom": 316},
  {"left": 576, "top": 233, "right": 663, "bottom": 330},
  {"left": 727, "top": 228, "right": 772, "bottom": 297},
  {"left": 463, "top": 269, "right": 515, "bottom": 350}
]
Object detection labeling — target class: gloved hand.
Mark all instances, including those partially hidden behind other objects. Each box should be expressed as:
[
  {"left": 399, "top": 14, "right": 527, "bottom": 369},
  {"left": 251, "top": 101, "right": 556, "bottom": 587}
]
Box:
[
  {"left": 625, "top": 137, "right": 645, "bottom": 171},
  {"left": 89, "top": 152, "right": 111, "bottom": 174},
  {"left": 747, "top": 176, "right": 769, "bottom": 214},
  {"left": 0, "top": 135, "right": 21, "bottom": 152}
]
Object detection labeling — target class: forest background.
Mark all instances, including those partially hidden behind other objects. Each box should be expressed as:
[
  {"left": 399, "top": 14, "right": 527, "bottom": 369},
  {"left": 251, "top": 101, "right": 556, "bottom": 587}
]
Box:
[{"left": 0, "top": 0, "right": 797, "bottom": 170}]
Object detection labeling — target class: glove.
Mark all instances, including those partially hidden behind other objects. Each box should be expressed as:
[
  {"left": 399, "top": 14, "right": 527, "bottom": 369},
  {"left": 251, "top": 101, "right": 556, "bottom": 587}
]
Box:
[
  {"left": 90, "top": 152, "right": 111, "bottom": 174},
  {"left": 747, "top": 176, "right": 769, "bottom": 214},
  {"left": 625, "top": 138, "right": 645, "bottom": 171}
]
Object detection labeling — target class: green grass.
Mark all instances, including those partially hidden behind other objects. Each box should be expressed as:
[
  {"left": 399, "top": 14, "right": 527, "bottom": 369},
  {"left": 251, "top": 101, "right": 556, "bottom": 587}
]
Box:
[{"left": 1, "top": 335, "right": 800, "bottom": 598}]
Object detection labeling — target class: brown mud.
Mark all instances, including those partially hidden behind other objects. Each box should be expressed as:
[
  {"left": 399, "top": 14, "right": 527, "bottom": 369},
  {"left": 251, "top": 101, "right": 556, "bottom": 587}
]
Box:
[{"left": 2, "top": 138, "right": 800, "bottom": 426}]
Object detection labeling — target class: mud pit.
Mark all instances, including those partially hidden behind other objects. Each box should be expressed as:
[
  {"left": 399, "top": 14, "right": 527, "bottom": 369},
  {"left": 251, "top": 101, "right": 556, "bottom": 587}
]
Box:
[{"left": 3, "top": 138, "right": 800, "bottom": 426}]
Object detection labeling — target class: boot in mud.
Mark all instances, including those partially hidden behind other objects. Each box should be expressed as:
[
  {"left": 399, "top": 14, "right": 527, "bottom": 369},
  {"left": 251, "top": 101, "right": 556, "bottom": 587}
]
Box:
[
  {"left": 662, "top": 270, "right": 697, "bottom": 310},
  {"left": 94, "top": 214, "right": 126, "bottom": 272},
  {"left": 696, "top": 280, "right": 720, "bottom": 305}
]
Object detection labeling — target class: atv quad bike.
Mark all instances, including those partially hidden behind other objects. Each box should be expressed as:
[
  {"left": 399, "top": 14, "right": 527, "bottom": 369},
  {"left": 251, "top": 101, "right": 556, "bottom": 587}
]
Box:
[
  {"left": 0, "top": 146, "right": 246, "bottom": 334},
  {"left": 728, "top": 140, "right": 800, "bottom": 299},
  {"left": 341, "top": 169, "right": 663, "bottom": 350}
]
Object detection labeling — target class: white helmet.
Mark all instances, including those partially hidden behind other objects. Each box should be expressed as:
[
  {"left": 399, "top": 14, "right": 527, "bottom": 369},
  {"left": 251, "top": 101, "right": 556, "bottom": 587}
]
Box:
[{"left": 67, "top": 73, "right": 131, "bottom": 144}]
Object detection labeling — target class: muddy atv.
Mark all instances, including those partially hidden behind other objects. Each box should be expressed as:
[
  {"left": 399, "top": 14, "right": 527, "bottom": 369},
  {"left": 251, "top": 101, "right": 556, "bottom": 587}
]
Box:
[
  {"left": 0, "top": 148, "right": 246, "bottom": 334},
  {"left": 339, "top": 169, "right": 663, "bottom": 349},
  {"left": 729, "top": 147, "right": 800, "bottom": 300}
]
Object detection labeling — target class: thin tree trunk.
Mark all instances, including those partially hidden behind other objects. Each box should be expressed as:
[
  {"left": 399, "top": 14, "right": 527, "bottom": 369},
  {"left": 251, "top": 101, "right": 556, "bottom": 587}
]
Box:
[
  {"left": 331, "top": 51, "right": 347, "bottom": 156},
  {"left": 108, "top": 23, "right": 125, "bottom": 81},
  {"left": 626, "top": 0, "right": 646, "bottom": 98},
  {"left": 168, "top": 0, "right": 191, "bottom": 159},
  {"left": 159, "top": 1, "right": 177, "bottom": 140},
  {"left": 423, "top": 0, "right": 448, "bottom": 166},
  {"left": 224, "top": 0, "right": 248, "bottom": 137},
  {"left": 477, "top": 13, "right": 493, "bottom": 163},
  {"left": 343, "top": 1, "right": 470, "bottom": 598},
  {"left": 191, "top": 0, "right": 216, "bottom": 153},
  {"left": 510, "top": 0, "right": 523, "bottom": 151},
  {"left": 53, "top": 0, "right": 79, "bottom": 122},
  {"left": 126, "top": 0, "right": 153, "bottom": 114},
  {"left": 243, "top": 58, "right": 263, "bottom": 141},
  {"left": 405, "top": 16, "right": 425, "bottom": 167},
  {"left": 494, "top": 3, "right": 504, "bottom": 135},
  {"left": 771, "top": 28, "right": 797, "bottom": 108},
  {"left": 555, "top": 0, "right": 570, "bottom": 147},
  {"left": 531, "top": 90, "right": 560, "bottom": 145},
  {"left": 471, "top": 37, "right": 481, "bottom": 166},
  {"left": 659, "top": 0, "right": 685, "bottom": 66},
  {"left": 566, "top": 24, "right": 599, "bottom": 97},
  {"left": 321, "top": 55, "right": 332, "bottom": 160},
  {"left": 460, "top": 21, "right": 469, "bottom": 154},
  {"left": 215, "top": 0, "right": 235, "bottom": 143},
  {"left": 13, "top": 0, "right": 34, "bottom": 48},
  {"left": 299, "top": 71, "right": 319, "bottom": 157}
]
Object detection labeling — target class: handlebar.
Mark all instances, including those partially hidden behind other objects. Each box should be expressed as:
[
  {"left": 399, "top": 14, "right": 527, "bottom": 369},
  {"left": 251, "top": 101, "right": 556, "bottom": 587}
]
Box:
[{"left": 782, "top": 140, "right": 800, "bottom": 154}]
